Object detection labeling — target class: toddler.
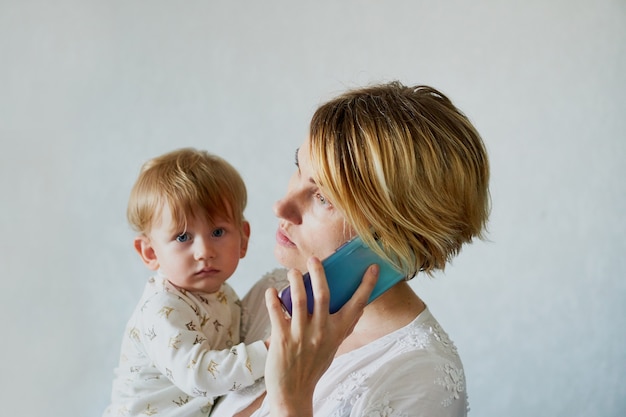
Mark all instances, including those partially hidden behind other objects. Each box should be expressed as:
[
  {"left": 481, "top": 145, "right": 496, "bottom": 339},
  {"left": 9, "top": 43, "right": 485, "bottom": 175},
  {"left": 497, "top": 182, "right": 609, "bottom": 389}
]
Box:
[{"left": 103, "top": 148, "right": 266, "bottom": 417}]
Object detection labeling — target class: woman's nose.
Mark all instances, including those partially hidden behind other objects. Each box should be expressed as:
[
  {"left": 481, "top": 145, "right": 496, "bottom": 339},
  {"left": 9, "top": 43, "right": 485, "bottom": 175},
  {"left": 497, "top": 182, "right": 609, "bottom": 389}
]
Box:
[{"left": 273, "top": 195, "right": 302, "bottom": 225}]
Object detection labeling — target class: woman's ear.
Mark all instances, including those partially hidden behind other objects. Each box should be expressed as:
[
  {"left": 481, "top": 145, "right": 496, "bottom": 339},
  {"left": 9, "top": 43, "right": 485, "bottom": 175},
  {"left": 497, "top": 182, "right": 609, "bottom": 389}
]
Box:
[
  {"left": 239, "top": 221, "right": 251, "bottom": 258},
  {"left": 134, "top": 235, "right": 159, "bottom": 271}
]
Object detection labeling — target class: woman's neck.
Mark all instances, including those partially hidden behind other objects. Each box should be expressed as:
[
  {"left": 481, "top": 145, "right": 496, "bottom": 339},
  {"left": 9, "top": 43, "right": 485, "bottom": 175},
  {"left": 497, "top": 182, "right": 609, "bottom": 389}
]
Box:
[{"left": 336, "top": 282, "right": 425, "bottom": 356}]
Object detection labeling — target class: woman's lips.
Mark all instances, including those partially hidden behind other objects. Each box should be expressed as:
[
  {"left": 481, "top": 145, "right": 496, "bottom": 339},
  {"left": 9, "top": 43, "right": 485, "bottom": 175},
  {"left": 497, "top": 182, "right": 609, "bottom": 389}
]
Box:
[{"left": 275, "top": 229, "right": 296, "bottom": 247}]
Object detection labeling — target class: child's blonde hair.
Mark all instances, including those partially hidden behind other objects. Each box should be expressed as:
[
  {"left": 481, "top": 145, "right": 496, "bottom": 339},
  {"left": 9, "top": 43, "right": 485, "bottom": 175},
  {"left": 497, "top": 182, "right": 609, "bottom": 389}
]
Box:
[
  {"left": 127, "top": 148, "right": 247, "bottom": 235},
  {"left": 309, "top": 82, "right": 490, "bottom": 277}
]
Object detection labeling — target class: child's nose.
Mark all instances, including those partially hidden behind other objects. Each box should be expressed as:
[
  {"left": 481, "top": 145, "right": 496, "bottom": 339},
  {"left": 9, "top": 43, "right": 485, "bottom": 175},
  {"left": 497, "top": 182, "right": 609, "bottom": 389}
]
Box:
[{"left": 194, "top": 238, "right": 216, "bottom": 260}]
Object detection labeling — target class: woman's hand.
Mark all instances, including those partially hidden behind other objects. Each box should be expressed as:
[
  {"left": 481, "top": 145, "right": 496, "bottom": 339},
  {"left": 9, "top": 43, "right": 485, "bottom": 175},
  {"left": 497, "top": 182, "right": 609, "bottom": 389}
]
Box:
[{"left": 263, "top": 257, "right": 379, "bottom": 417}]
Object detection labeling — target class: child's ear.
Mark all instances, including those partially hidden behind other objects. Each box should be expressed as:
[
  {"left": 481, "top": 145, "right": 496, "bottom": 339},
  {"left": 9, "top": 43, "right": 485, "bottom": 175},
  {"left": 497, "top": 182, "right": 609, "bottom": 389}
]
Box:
[
  {"left": 239, "top": 221, "right": 251, "bottom": 258},
  {"left": 134, "top": 235, "right": 159, "bottom": 271}
]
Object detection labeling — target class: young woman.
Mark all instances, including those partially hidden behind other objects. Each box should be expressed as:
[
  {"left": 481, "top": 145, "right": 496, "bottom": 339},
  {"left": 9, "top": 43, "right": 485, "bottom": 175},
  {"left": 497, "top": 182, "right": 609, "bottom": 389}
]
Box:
[{"left": 212, "top": 81, "right": 490, "bottom": 417}]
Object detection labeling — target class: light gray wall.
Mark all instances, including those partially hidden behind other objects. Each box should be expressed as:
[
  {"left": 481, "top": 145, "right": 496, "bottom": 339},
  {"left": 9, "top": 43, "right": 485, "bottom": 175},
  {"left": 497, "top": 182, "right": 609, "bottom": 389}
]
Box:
[{"left": 1, "top": 1, "right": 624, "bottom": 416}]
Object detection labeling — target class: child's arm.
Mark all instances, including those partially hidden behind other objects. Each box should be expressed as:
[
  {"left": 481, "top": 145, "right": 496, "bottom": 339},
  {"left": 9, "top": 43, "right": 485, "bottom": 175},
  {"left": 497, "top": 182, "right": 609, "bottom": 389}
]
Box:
[{"left": 137, "top": 290, "right": 267, "bottom": 398}]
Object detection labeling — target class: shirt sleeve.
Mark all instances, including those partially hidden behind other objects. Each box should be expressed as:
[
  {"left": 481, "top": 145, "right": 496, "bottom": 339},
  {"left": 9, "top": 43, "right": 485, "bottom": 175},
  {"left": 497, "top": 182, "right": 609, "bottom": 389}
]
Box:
[{"left": 134, "top": 290, "right": 268, "bottom": 398}]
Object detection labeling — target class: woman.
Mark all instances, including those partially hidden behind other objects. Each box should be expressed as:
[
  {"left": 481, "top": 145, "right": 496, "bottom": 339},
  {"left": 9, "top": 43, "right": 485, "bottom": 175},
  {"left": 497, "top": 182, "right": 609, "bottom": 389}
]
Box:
[{"left": 212, "top": 81, "right": 490, "bottom": 416}]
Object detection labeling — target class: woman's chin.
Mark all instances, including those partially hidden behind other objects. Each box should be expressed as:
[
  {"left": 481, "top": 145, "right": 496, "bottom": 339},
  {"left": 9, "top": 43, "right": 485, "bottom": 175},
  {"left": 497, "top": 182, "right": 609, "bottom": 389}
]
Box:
[{"left": 274, "top": 246, "right": 306, "bottom": 272}]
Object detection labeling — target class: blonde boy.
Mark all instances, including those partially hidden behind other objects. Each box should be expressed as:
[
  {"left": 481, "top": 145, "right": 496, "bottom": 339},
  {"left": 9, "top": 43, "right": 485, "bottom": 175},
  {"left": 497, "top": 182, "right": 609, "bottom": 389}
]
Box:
[{"left": 104, "top": 148, "right": 267, "bottom": 417}]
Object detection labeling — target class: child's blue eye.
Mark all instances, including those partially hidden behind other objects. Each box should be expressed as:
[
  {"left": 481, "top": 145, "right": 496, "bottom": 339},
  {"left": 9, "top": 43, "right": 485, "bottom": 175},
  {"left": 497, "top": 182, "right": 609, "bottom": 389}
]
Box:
[
  {"left": 176, "top": 233, "right": 191, "bottom": 243},
  {"left": 212, "top": 228, "right": 225, "bottom": 238},
  {"left": 316, "top": 193, "right": 328, "bottom": 205}
]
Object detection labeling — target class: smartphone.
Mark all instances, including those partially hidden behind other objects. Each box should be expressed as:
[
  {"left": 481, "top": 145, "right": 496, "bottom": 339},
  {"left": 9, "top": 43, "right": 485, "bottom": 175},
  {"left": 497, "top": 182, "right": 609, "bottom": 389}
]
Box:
[{"left": 278, "top": 235, "right": 406, "bottom": 315}]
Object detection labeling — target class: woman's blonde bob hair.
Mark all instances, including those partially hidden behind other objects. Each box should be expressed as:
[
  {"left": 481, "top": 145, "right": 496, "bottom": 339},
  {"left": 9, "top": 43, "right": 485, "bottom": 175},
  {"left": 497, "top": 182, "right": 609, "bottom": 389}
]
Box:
[
  {"left": 127, "top": 148, "right": 247, "bottom": 235},
  {"left": 308, "top": 81, "right": 490, "bottom": 277}
]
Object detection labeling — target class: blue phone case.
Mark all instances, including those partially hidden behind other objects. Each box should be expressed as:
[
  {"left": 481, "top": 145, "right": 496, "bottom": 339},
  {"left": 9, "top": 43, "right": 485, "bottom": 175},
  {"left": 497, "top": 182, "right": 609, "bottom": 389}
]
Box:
[{"left": 278, "top": 236, "right": 406, "bottom": 315}]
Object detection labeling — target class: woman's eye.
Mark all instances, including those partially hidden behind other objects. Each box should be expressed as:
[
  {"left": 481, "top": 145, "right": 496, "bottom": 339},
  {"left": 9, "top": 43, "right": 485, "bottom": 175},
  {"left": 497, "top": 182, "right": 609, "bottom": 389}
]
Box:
[
  {"left": 176, "top": 233, "right": 191, "bottom": 243},
  {"left": 212, "top": 228, "right": 225, "bottom": 238},
  {"left": 315, "top": 193, "right": 328, "bottom": 205}
]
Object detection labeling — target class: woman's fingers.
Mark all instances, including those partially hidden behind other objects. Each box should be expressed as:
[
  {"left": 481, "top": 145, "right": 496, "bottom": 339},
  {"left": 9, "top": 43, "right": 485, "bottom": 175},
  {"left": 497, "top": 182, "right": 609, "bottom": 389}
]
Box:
[
  {"left": 337, "top": 263, "right": 379, "bottom": 335},
  {"left": 265, "top": 287, "right": 288, "bottom": 336},
  {"left": 306, "top": 257, "right": 331, "bottom": 325},
  {"left": 343, "top": 263, "right": 379, "bottom": 314},
  {"left": 263, "top": 262, "right": 380, "bottom": 415},
  {"left": 270, "top": 259, "right": 380, "bottom": 342},
  {"left": 285, "top": 268, "right": 308, "bottom": 332}
]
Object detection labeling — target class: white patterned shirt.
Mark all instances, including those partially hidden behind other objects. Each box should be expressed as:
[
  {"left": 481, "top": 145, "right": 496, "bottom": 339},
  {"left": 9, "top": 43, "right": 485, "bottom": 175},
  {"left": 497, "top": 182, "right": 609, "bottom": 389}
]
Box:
[
  {"left": 104, "top": 275, "right": 267, "bottom": 417},
  {"left": 212, "top": 269, "right": 469, "bottom": 417}
]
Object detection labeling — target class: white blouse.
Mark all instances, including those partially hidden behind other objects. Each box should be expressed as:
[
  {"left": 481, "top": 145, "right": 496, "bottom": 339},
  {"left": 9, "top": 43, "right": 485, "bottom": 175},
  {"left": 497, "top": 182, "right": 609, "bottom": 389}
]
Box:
[{"left": 211, "top": 269, "right": 469, "bottom": 417}]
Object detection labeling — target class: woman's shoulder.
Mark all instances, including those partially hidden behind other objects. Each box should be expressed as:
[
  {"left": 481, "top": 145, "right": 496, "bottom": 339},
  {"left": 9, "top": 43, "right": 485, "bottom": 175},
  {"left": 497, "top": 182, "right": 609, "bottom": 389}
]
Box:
[
  {"left": 318, "top": 351, "right": 468, "bottom": 417},
  {"left": 245, "top": 268, "right": 289, "bottom": 296},
  {"left": 240, "top": 268, "right": 289, "bottom": 342},
  {"left": 361, "top": 347, "right": 468, "bottom": 416},
  {"left": 399, "top": 308, "right": 462, "bottom": 358},
  {"left": 354, "top": 310, "right": 468, "bottom": 415},
  {"left": 241, "top": 268, "right": 289, "bottom": 311}
]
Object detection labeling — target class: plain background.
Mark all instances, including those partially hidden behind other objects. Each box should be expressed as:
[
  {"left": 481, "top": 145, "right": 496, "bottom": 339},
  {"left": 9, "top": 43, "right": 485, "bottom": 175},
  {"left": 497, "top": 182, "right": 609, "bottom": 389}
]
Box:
[{"left": 1, "top": 1, "right": 624, "bottom": 416}]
